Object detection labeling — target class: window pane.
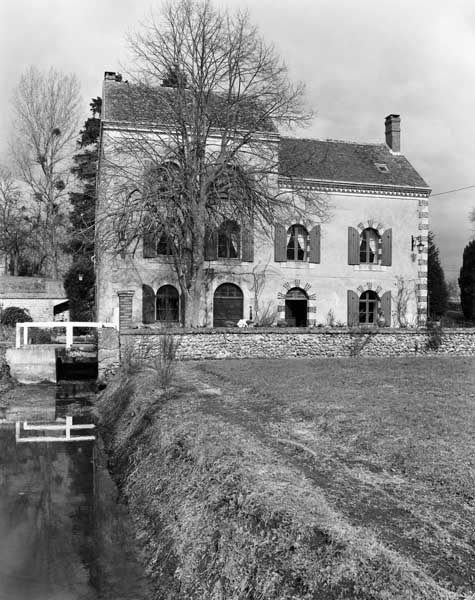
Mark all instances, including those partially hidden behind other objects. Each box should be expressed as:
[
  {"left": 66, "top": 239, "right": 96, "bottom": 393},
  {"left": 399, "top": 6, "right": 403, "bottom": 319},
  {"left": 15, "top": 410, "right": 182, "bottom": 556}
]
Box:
[
  {"left": 287, "top": 225, "right": 307, "bottom": 261},
  {"left": 360, "top": 229, "right": 379, "bottom": 264},
  {"left": 286, "top": 229, "right": 296, "bottom": 260},
  {"left": 218, "top": 220, "right": 240, "bottom": 258}
]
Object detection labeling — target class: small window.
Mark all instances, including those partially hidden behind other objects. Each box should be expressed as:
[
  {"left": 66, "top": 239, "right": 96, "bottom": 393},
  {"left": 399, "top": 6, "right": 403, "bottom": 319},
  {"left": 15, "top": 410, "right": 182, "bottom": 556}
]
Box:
[
  {"left": 218, "top": 220, "right": 240, "bottom": 259},
  {"left": 287, "top": 225, "right": 308, "bottom": 261},
  {"left": 374, "top": 162, "right": 389, "bottom": 173},
  {"left": 359, "top": 290, "right": 380, "bottom": 324},
  {"left": 360, "top": 228, "right": 380, "bottom": 264}
]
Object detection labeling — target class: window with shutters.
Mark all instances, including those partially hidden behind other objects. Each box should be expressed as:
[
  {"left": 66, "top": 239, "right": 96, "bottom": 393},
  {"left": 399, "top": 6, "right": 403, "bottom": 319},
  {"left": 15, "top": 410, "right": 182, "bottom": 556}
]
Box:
[
  {"left": 348, "top": 289, "right": 391, "bottom": 327},
  {"left": 218, "top": 220, "right": 240, "bottom": 259},
  {"left": 348, "top": 226, "right": 392, "bottom": 266},
  {"left": 142, "top": 284, "right": 180, "bottom": 323},
  {"left": 360, "top": 228, "right": 380, "bottom": 264},
  {"left": 275, "top": 224, "right": 320, "bottom": 263},
  {"left": 143, "top": 162, "right": 180, "bottom": 258},
  {"left": 287, "top": 225, "right": 308, "bottom": 261}
]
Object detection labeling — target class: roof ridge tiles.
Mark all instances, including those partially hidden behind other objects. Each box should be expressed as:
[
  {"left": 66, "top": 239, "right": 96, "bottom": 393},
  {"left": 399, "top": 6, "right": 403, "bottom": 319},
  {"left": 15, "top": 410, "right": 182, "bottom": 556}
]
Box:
[{"left": 281, "top": 135, "right": 387, "bottom": 147}]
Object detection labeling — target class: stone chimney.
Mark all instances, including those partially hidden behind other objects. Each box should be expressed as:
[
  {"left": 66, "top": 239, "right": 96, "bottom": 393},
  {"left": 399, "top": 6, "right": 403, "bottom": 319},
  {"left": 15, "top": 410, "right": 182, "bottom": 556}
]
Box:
[{"left": 385, "top": 114, "right": 401, "bottom": 153}]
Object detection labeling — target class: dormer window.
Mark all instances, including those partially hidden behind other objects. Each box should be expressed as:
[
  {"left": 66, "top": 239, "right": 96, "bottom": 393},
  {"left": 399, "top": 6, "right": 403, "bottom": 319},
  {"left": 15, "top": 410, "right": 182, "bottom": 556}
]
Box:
[{"left": 374, "top": 162, "right": 389, "bottom": 173}]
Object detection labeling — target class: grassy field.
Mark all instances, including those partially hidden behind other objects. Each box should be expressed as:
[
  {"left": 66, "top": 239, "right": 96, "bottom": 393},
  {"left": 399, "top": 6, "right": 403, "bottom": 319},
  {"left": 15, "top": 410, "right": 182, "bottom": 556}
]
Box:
[
  {"left": 100, "top": 355, "right": 475, "bottom": 599},
  {"left": 192, "top": 357, "right": 475, "bottom": 595}
]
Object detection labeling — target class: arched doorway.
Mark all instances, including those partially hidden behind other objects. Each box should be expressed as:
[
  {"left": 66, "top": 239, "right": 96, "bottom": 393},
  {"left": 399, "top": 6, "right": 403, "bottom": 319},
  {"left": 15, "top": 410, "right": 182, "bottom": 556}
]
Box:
[
  {"left": 213, "top": 283, "right": 243, "bottom": 327},
  {"left": 285, "top": 287, "right": 308, "bottom": 327},
  {"left": 156, "top": 285, "right": 180, "bottom": 323}
]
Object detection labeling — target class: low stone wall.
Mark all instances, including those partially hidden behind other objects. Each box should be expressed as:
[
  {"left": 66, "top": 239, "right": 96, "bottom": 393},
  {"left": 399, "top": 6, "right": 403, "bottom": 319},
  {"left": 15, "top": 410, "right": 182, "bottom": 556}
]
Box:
[{"left": 107, "top": 327, "right": 475, "bottom": 365}]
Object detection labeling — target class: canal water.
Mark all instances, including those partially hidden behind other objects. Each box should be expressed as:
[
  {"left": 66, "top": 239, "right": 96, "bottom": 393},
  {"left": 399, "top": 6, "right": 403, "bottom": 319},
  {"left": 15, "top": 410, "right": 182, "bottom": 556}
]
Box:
[{"left": 0, "top": 381, "right": 153, "bottom": 600}]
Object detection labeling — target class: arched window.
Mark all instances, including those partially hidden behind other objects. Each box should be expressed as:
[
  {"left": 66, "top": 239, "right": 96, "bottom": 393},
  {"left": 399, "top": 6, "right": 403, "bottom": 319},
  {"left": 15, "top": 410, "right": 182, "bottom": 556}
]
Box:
[
  {"left": 360, "top": 228, "right": 380, "bottom": 264},
  {"left": 359, "top": 290, "right": 380, "bottom": 324},
  {"left": 285, "top": 287, "right": 308, "bottom": 327},
  {"left": 156, "top": 285, "right": 180, "bottom": 323},
  {"left": 213, "top": 283, "right": 243, "bottom": 327},
  {"left": 287, "top": 225, "right": 308, "bottom": 261},
  {"left": 218, "top": 220, "right": 240, "bottom": 259}
]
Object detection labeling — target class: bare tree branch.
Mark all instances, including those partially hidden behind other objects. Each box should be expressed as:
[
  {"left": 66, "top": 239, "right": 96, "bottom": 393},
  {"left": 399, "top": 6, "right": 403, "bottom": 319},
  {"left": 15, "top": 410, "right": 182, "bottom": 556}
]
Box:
[
  {"left": 99, "top": 0, "right": 327, "bottom": 325},
  {"left": 10, "top": 66, "right": 82, "bottom": 278}
]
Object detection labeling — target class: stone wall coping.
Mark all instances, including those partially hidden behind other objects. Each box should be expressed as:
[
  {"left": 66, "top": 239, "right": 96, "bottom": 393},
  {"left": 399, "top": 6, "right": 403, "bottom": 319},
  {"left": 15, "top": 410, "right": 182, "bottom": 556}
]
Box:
[{"left": 119, "top": 327, "right": 475, "bottom": 336}]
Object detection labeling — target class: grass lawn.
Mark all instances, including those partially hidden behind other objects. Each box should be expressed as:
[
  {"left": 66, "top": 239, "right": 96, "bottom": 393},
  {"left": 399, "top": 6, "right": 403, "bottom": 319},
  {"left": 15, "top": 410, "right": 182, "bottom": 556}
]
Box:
[{"left": 186, "top": 356, "right": 475, "bottom": 595}]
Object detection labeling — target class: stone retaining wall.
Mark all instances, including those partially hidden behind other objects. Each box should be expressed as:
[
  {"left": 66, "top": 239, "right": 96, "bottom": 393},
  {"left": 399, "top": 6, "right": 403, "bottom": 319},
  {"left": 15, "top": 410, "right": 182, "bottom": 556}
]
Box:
[{"left": 97, "top": 328, "right": 475, "bottom": 377}]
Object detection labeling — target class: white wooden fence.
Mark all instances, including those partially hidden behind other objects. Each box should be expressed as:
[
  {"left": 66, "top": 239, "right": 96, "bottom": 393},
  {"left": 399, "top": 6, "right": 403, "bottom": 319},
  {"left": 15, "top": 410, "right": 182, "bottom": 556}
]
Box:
[{"left": 15, "top": 321, "right": 117, "bottom": 349}]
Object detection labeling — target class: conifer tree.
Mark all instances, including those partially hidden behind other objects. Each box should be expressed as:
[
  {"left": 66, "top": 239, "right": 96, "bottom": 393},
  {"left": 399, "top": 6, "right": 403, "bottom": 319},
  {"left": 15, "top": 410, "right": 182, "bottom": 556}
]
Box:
[
  {"left": 64, "top": 97, "right": 101, "bottom": 320},
  {"left": 459, "top": 239, "right": 475, "bottom": 322},
  {"left": 427, "top": 231, "right": 448, "bottom": 319}
]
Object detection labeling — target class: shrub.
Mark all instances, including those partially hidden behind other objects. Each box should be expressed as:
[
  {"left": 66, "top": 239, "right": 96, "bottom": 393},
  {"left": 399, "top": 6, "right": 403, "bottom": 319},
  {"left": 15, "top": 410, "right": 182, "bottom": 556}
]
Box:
[
  {"left": 1, "top": 307, "right": 32, "bottom": 327},
  {"left": 149, "top": 332, "right": 181, "bottom": 393},
  {"left": 120, "top": 339, "right": 154, "bottom": 378},
  {"left": 426, "top": 321, "right": 444, "bottom": 351},
  {"left": 254, "top": 301, "right": 278, "bottom": 327}
]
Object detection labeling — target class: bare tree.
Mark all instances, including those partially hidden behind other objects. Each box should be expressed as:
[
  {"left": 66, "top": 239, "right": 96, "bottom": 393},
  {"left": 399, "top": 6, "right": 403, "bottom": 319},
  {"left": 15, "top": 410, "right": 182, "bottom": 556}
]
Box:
[
  {"left": 0, "top": 167, "right": 37, "bottom": 275},
  {"left": 99, "top": 0, "right": 327, "bottom": 326},
  {"left": 10, "top": 67, "right": 82, "bottom": 278}
]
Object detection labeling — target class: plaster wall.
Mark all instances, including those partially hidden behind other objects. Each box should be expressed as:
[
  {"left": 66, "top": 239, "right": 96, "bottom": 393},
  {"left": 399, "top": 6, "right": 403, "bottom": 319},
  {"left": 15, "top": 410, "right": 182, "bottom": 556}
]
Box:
[{"left": 96, "top": 127, "right": 427, "bottom": 328}]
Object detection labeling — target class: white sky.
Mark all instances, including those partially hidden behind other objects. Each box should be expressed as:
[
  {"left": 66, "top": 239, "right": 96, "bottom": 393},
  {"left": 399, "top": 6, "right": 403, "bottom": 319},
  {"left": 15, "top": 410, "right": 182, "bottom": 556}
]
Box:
[{"left": 1, "top": 0, "right": 474, "bottom": 281}]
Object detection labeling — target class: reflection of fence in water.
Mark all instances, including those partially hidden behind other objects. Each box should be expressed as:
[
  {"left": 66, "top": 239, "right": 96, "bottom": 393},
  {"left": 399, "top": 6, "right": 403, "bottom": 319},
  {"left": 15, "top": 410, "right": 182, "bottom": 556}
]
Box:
[{"left": 16, "top": 416, "right": 95, "bottom": 442}]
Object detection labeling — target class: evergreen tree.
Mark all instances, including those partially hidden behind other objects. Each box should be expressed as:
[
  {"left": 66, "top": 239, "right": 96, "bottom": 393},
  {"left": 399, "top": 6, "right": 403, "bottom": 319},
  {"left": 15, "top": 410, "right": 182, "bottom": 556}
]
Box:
[
  {"left": 427, "top": 231, "right": 448, "bottom": 319},
  {"left": 64, "top": 97, "right": 101, "bottom": 320},
  {"left": 459, "top": 239, "right": 475, "bottom": 322}
]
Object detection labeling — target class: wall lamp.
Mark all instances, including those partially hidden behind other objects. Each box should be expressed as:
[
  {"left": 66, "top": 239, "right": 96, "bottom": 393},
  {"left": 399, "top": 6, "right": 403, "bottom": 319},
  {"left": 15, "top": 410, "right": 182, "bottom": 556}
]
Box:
[{"left": 411, "top": 235, "right": 425, "bottom": 253}]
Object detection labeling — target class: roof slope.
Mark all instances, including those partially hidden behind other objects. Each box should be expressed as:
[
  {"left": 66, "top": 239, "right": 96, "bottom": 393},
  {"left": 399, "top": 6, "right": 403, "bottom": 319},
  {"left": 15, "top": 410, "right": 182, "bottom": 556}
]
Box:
[
  {"left": 102, "top": 79, "right": 276, "bottom": 133},
  {"left": 279, "top": 137, "right": 429, "bottom": 189}
]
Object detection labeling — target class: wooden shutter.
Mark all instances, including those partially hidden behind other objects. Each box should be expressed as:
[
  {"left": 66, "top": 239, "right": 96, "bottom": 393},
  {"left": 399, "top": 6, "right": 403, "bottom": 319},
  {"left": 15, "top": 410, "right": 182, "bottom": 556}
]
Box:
[
  {"left": 380, "top": 291, "right": 391, "bottom": 326},
  {"left": 274, "top": 223, "right": 287, "bottom": 262},
  {"left": 347, "top": 290, "right": 359, "bottom": 326},
  {"left": 142, "top": 284, "right": 156, "bottom": 323},
  {"left": 348, "top": 227, "right": 360, "bottom": 265},
  {"left": 309, "top": 225, "right": 321, "bottom": 263},
  {"left": 143, "top": 232, "right": 157, "bottom": 258},
  {"left": 204, "top": 228, "right": 218, "bottom": 261},
  {"left": 381, "top": 228, "right": 392, "bottom": 266},
  {"left": 241, "top": 222, "right": 254, "bottom": 262}
]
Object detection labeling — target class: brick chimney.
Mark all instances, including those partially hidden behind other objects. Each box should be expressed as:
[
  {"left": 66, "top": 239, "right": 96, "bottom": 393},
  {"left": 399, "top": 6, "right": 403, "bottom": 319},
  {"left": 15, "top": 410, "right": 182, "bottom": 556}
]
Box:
[{"left": 385, "top": 114, "right": 401, "bottom": 153}]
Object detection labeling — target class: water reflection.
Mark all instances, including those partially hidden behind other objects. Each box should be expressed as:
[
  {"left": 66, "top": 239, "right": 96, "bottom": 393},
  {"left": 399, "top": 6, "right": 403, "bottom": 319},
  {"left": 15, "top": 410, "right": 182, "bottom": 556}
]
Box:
[{"left": 0, "top": 386, "right": 152, "bottom": 600}]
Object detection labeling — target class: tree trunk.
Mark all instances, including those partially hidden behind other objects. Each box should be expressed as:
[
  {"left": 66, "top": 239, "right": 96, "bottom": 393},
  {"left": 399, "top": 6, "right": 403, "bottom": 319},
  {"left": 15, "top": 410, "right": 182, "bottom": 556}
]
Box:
[{"left": 182, "top": 266, "right": 206, "bottom": 327}]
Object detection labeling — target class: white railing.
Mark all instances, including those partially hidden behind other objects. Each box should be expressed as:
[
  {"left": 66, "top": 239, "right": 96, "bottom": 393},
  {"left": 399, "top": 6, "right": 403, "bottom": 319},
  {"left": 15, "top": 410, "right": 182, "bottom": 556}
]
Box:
[
  {"left": 15, "top": 416, "right": 95, "bottom": 443},
  {"left": 15, "top": 321, "right": 117, "bottom": 349}
]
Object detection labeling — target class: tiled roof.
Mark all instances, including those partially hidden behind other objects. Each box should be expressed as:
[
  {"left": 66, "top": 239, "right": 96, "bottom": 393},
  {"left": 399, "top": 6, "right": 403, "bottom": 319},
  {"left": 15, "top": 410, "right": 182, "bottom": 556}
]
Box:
[
  {"left": 102, "top": 80, "right": 428, "bottom": 190},
  {"left": 102, "top": 79, "right": 276, "bottom": 132},
  {"left": 279, "top": 137, "right": 429, "bottom": 189}
]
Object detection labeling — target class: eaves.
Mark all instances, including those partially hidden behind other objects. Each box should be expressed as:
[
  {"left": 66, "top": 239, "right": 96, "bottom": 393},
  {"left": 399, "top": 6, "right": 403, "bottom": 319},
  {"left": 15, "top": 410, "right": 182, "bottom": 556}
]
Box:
[{"left": 278, "top": 176, "right": 432, "bottom": 198}]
